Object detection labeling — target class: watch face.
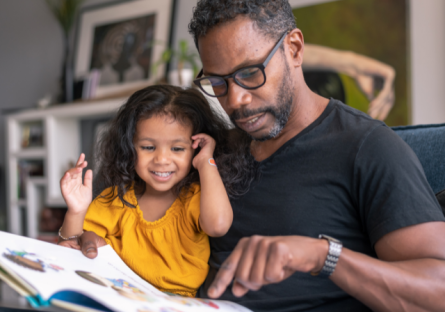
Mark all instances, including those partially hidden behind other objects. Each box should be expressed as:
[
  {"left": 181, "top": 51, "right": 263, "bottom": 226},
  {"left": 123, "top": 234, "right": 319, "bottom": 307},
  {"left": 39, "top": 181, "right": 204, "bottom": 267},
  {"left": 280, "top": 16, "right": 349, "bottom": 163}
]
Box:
[{"left": 319, "top": 234, "right": 342, "bottom": 244}]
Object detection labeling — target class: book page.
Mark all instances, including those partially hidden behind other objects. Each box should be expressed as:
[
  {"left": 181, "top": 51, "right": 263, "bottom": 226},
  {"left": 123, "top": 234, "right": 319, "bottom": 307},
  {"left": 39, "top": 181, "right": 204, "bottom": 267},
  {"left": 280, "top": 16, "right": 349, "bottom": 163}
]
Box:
[{"left": 0, "top": 231, "right": 251, "bottom": 312}]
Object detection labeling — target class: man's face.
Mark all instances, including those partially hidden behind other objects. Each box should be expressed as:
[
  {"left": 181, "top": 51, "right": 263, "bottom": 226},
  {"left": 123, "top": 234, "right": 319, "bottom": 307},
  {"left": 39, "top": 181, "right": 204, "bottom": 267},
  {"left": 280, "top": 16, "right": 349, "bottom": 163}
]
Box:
[{"left": 198, "top": 17, "right": 294, "bottom": 141}]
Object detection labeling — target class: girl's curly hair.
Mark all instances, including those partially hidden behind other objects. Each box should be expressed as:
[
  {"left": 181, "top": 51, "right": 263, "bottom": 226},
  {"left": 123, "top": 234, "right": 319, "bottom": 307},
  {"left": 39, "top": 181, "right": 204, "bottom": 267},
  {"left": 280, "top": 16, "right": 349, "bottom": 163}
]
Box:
[{"left": 94, "top": 85, "right": 259, "bottom": 207}]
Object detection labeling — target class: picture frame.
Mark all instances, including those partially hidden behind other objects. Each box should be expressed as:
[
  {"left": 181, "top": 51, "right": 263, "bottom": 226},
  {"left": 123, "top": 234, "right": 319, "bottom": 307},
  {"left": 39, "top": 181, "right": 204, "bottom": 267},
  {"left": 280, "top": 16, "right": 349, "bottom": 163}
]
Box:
[
  {"left": 74, "top": 0, "right": 173, "bottom": 98},
  {"left": 288, "top": 0, "right": 338, "bottom": 8}
]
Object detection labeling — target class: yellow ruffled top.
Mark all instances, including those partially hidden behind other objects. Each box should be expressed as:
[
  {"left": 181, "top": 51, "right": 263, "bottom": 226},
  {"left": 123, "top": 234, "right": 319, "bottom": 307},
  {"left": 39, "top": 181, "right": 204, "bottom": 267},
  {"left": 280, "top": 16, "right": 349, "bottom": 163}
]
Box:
[{"left": 83, "top": 184, "right": 209, "bottom": 297}]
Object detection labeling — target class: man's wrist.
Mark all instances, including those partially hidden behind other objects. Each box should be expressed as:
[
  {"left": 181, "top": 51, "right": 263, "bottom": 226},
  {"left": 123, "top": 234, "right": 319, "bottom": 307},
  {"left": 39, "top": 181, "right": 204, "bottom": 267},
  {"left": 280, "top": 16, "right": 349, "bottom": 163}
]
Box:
[
  {"left": 311, "top": 235, "right": 343, "bottom": 277},
  {"left": 313, "top": 238, "right": 329, "bottom": 273}
]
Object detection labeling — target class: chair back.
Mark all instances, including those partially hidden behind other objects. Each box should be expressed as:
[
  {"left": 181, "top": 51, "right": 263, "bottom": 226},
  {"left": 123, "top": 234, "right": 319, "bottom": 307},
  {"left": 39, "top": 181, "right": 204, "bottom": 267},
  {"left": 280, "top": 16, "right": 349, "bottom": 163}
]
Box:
[{"left": 392, "top": 123, "right": 445, "bottom": 194}]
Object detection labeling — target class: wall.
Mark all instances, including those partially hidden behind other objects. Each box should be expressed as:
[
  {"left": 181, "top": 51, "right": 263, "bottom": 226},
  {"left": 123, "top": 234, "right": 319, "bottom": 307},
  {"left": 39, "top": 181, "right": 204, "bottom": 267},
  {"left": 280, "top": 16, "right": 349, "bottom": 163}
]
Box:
[
  {"left": 169, "top": 0, "right": 200, "bottom": 71},
  {"left": 410, "top": 0, "right": 445, "bottom": 125}
]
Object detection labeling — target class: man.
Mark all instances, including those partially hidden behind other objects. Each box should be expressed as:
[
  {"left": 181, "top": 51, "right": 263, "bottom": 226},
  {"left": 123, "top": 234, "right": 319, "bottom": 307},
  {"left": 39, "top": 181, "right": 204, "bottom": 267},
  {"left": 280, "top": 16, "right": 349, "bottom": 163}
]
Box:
[{"left": 188, "top": 0, "right": 445, "bottom": 311}]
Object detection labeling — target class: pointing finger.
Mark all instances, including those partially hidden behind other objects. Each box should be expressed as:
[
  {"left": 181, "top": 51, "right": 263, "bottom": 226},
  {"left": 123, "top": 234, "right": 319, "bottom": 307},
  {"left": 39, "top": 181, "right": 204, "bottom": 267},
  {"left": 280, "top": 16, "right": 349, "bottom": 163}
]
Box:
[{"left": 208, "top": 239, "right": 248, "bottom": 298}]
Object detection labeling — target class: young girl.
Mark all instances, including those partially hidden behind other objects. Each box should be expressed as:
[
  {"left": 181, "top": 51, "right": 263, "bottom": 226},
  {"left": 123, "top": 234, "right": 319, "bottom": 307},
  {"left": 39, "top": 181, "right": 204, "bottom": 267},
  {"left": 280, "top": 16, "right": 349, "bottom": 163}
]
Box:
[{"left": 57, "top": 85, "right": 256, "bottom": 297}]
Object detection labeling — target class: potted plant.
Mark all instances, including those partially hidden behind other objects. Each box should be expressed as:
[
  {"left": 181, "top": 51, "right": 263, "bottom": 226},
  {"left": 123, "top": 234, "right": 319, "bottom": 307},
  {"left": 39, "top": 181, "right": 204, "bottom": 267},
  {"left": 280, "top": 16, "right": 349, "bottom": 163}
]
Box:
[
  {"left": 153, "top": 39, "right": 200, "bottom": 87},
  {"left": 46, "top": 0, "right": 85, "bottom": 103}
]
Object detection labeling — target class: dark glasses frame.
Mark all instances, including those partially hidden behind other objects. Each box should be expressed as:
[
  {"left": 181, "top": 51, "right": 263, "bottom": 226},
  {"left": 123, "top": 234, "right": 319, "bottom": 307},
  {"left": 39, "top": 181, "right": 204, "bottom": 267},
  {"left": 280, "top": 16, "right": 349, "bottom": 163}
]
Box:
[{"left": 193, "top": 31, "right": 289, "bottom": 97}]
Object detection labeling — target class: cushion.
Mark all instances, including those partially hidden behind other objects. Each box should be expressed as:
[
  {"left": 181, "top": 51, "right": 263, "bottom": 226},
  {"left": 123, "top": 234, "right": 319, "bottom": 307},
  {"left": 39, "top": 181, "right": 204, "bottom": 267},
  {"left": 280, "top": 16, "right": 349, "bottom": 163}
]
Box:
[
  {"left": 437, "top": 189, "right": 445, "bottom": 216},
  {"left": 392, "top": 123, "right": 445, "bottom": 194}
]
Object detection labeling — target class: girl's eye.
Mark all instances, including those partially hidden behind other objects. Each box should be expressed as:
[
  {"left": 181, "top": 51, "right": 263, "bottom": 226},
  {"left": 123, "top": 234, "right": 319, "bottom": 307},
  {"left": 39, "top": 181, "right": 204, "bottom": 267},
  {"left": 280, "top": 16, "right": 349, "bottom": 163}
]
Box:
[
  {"left": 172, "top": 147, "right": 185, "bottom": 152},
  {"left": 142, "top": 146, "right": 155, "bottom": 151}
]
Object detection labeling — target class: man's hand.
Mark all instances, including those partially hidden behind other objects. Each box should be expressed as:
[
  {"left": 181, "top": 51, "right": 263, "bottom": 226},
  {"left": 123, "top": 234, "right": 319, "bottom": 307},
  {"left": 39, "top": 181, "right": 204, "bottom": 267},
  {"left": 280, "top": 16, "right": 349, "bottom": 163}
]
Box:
[
  {"left": 58, "top": 231, "right": 107, "bottom": 259},
  {"left": 208, "top": 235, "right": 329, "bottom": 298},
  {"left": 58, "top": 239, "right": 81, "bottom": 250}
]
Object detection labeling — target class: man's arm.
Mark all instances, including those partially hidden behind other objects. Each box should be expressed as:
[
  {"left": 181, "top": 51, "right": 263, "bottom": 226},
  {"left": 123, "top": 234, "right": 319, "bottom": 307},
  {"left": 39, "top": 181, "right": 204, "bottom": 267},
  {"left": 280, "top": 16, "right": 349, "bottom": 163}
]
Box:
[
  {"left": 207, "top": 221, "right": 445, "bottom": 312},
  {"left": 333, "top": 221, "right": 445, "bottom": 312}
]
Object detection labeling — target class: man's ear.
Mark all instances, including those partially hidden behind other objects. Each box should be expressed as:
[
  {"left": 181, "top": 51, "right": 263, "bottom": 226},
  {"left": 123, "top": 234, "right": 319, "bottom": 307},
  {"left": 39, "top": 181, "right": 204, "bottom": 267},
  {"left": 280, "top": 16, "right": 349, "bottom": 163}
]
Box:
[{"left": 286, "top": 28, "right": 304, "bottom": 68}]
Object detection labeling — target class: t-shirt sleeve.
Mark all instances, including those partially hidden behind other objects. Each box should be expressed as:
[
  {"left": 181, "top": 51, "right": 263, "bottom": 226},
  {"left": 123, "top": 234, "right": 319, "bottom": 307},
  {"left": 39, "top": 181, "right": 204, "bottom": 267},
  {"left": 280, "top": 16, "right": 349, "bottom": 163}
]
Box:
[
  {"left": 83, "top": 189, "right": 123, "bottom": 245},
  {"left": 354, "top": 125, "right": 445, "bottom": 247}
]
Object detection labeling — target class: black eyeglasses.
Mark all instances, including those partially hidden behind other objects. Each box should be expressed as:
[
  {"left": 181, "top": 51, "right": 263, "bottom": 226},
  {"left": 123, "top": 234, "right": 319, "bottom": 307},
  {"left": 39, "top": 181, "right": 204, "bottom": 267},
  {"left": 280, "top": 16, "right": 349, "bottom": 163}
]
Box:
[{"left": 193, "top": 31, "right": 289, "bottom": 97}]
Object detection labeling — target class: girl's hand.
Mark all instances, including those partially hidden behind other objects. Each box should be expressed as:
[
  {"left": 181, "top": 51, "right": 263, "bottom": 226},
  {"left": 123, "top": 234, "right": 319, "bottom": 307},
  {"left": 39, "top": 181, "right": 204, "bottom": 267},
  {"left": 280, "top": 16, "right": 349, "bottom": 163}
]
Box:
[
  {"left": 60, "top": 153, "right": 93, "bottom": 215},
  {"left": 192, "top": 133, "right": 217, "bottom": 171}
]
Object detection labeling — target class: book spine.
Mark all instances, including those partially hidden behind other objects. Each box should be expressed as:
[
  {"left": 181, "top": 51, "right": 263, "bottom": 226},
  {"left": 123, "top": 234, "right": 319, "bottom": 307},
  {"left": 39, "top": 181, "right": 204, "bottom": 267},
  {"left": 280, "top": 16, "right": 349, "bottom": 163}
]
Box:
[{"left": 25, "top": 295, "right": 43, "bottom": 308}]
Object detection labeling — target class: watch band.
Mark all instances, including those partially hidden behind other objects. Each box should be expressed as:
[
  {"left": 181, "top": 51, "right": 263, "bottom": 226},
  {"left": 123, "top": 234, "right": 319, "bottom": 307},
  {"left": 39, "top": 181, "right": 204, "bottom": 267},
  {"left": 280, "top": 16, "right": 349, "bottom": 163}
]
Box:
[{"left": 311, "top": 234, "right": 343, "bottom": 277}]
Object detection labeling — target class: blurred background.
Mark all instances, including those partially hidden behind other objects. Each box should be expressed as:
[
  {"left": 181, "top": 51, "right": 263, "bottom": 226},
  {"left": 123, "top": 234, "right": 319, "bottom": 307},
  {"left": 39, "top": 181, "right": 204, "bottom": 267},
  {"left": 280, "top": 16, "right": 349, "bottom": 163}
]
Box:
[{"left": 0, "top": 0, "right": 444, "bottom": 240}]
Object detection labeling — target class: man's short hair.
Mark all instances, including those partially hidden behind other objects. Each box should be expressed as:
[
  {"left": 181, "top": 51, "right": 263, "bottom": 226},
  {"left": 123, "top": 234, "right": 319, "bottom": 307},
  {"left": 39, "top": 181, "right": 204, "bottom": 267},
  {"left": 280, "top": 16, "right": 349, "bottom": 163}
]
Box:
[{"left": 188, "top": 0, "right": 297, "bottom": 49}]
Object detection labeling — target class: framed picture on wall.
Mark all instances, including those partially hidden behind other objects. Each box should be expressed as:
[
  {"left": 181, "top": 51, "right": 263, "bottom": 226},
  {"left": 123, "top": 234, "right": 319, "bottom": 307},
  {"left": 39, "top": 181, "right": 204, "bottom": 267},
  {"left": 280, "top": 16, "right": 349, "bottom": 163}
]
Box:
[
  {"left": 74, "top": 0, "right": 173, "bottom": 98},
  {"left": 289, "top": 0, "right": 409, "bottom": 126}
]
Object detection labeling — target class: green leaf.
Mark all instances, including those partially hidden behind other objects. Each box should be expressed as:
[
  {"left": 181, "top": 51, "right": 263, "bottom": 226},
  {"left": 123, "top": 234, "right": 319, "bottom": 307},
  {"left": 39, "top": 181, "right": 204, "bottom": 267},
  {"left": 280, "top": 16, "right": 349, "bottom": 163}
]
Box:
[
  {"left": 45, "top": 0, "right": 85, "bottom": 36},
  {"left": 161, "top": 50, "right": 173, "bottom": 62},
  {"left": 179, "top": 40, "right": 188, "bottom": 56}
]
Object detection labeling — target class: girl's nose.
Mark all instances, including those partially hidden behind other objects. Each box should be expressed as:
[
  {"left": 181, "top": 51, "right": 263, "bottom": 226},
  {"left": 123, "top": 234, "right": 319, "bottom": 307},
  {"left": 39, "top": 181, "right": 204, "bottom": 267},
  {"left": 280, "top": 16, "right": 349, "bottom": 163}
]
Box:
[{"left": 154, "top": 149, "right": 171, "bottom": 164}]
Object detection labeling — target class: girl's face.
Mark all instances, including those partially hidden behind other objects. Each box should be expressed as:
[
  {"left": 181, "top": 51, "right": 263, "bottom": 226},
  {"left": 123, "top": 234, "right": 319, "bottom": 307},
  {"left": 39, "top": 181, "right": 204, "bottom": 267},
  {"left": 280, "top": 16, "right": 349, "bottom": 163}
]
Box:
[{"left": 133, "top": 115, "right": 194, "bottom": 195}]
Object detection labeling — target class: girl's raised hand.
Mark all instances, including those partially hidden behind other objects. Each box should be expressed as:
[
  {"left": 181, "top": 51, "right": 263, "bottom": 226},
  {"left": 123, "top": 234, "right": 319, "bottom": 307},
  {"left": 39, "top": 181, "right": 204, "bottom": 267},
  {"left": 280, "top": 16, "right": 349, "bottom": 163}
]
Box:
[
  {"left": 191, "top": 133, "right": 216, "bottom": 171},
  {"left": 60, "top": 153, "right": 93, "bottom": 215}
]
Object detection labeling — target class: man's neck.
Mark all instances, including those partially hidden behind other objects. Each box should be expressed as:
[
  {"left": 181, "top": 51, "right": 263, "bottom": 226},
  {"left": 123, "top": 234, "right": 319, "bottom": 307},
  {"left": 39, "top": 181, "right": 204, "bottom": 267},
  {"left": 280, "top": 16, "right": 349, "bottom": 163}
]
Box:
[{"left": 251, "top": 92, "right": 329, "bottom": 162}]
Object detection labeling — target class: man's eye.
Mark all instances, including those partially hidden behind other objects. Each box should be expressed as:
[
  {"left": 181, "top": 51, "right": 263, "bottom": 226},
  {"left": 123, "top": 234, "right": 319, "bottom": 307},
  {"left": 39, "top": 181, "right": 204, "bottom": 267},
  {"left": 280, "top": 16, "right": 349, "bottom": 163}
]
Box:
[
  {"left": 142, "top": 146, "right": 155, "bottom": 151},
  {"left": 237, "top": 68, "right": 259, "bottom": 79},
  {"left": 172, "top": 147, "right": 185, "bottom": 152}
]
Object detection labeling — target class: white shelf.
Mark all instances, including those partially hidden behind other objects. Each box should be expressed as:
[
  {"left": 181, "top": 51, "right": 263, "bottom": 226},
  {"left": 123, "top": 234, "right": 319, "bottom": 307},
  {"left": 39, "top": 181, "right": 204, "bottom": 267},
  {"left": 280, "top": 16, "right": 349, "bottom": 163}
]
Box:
[
  {"left": 13, "top": 148, "right": 46, "bottom": 159},
  {"left": 6, "top": 97, "right": 126, "bottom": 237},
  {"left": 12, "top": 199, "right": 27, "bottom": 207},
  {"left": 46, "top": 196, "right": 67, "bottom": 207},
  {"left": 27, "top": 177, "right": 47, "bottom": 185}
]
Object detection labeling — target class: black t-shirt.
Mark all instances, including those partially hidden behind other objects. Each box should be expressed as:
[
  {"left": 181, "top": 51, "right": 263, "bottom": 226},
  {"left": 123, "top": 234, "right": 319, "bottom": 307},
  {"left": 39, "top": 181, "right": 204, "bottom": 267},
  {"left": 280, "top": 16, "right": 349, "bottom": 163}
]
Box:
[{"left": 199, "top": 99, "right": 445, "bottom": 312}]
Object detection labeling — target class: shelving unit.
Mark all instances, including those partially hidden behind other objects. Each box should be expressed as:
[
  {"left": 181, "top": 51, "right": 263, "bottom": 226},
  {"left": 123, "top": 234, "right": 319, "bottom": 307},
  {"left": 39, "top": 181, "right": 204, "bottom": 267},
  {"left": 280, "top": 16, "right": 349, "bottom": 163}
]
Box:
[{"left": 6, "top": 98, "right": 126, "bottom": 240}]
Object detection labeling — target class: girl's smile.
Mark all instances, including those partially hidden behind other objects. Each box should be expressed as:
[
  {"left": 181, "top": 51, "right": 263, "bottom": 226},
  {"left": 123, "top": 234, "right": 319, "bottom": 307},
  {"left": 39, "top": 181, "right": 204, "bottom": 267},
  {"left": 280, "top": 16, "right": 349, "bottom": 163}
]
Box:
[
  {"left": 133, "top": 115, "right": 194, "bottom": 195},
  {"left": 150, "top": 171, "right": 174, "bottom": 182}
]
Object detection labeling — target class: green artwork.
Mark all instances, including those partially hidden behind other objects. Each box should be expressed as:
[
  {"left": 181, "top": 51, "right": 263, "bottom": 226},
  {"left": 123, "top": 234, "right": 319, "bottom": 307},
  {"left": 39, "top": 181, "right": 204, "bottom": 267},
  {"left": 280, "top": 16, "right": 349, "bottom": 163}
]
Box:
[{"left": 294, "top": 0, "right": 409, "bottom": 126}]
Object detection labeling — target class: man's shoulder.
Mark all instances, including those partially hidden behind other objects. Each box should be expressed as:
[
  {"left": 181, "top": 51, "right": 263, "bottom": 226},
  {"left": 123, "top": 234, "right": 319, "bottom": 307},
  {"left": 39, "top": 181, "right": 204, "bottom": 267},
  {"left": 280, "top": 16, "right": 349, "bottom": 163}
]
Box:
[
  {"left": 328, "top": 99, "right": 385, "bottom": 133},
  {"left": 287, "top": 99, "right": 386, "bottom": 150},
  {"left": 306, "top": 99, "right": 389, "bottom": 152}
]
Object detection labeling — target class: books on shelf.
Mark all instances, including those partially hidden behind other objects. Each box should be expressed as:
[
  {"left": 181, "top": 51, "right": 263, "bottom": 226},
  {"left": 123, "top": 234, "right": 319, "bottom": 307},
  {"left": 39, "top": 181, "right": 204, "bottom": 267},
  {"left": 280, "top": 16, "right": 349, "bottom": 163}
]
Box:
[
  {"left": 0, "top": 231, "right": 251, "bottom": 312},
  {"left": 21, "top": 122, "right": 44, "bottom": 149},
  {"left": 74, "top": 69, "right": 102, "bottom": 101},
  {"left": 17, "top": 160, "right": 44, "bottom": 199}
]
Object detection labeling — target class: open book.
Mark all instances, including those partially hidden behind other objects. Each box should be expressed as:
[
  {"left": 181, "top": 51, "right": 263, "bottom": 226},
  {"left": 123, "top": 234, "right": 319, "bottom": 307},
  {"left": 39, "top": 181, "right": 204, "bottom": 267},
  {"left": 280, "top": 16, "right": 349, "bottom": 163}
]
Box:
[{"left": 0, "top": 231, "right": 251, "bottom": 312}]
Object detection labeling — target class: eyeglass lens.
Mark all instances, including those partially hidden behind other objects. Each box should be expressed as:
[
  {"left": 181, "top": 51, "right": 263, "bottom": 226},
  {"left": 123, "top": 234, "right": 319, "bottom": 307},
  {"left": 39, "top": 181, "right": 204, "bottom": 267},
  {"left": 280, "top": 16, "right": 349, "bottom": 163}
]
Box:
[{"left": 198, "top": 66, "right": 265, "bottom": 97}]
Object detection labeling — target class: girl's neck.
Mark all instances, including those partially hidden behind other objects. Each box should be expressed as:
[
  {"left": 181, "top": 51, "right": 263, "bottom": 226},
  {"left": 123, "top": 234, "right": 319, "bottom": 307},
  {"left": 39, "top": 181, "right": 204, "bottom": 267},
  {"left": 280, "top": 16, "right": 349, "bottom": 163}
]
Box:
[{"left": 136, "top": 187, "right": 177, "bottom": 223}]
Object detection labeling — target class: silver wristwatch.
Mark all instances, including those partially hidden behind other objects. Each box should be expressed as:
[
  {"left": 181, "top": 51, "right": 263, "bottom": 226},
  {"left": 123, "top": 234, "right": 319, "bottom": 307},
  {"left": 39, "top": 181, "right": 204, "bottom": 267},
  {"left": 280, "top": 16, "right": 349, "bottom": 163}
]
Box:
[{"left": 311, "top": 234, "right": 343, "bottom": 277}]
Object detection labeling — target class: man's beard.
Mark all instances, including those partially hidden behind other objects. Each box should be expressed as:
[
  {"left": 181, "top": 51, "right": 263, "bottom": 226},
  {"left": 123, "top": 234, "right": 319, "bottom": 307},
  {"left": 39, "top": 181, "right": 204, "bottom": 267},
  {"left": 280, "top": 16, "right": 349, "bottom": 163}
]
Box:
[{"left": 229, "top": 65, "right": 294, "bottom": 142}]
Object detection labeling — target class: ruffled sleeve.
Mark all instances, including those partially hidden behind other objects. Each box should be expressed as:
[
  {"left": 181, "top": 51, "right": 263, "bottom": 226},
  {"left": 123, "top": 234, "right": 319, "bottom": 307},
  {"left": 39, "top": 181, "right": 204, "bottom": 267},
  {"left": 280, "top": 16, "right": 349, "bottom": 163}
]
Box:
[{"left": 83, "top": 187, "right": 126, "bottom": 245}]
